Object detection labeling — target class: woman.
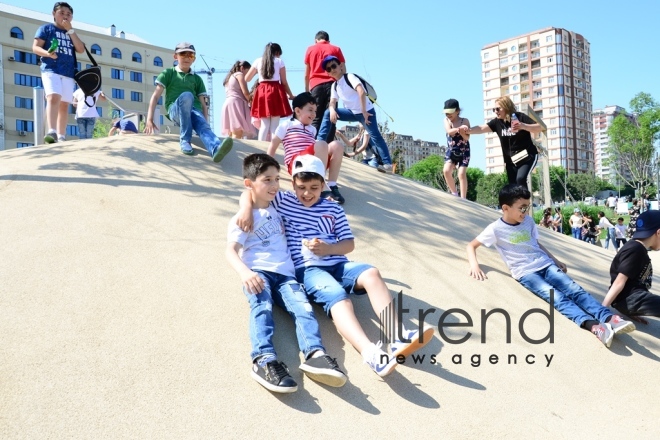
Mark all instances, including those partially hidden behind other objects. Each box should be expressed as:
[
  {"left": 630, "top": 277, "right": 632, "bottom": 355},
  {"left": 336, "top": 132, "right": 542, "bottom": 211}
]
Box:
[
  {"left": 442, "top": 99, "right": 470, "bottom": 198},
  {"left": 569, "top": 208, "right": 584, "bottom": 240},
  {"left": 627, "top": 199, "right": 641, "bottom": 238},
  {"left": 221, "top": 60, "right": 256, "bottom": 139},
  {"left": 552, "top": 207, "right": 564, "bottom": 234},
  {"left": 466, "top": 96, "right": 543, "bottom": 185}
]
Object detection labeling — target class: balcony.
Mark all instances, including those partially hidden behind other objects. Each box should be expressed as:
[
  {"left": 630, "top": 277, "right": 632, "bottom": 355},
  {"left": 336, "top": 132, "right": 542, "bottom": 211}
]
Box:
[
  {"left": 531, "top": 60, "right": 541, "bottom": 68},
  {"left": 519, "top": 53, "right": 528, "bottom": 61}
]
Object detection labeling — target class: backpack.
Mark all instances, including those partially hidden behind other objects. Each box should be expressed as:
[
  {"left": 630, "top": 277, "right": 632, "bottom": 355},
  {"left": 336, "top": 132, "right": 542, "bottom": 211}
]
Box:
[
  {"left": 334, "top": 73, "right": 377, "bottom": 103},
  {"left": 73, "top": 45, "right": 102, "bottom": 107}
]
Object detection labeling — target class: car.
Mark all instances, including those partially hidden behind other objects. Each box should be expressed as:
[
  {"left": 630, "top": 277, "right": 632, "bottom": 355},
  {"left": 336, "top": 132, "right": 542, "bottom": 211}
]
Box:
[{"left": 583, "top": 197, "right": 595, "bottom": 205}]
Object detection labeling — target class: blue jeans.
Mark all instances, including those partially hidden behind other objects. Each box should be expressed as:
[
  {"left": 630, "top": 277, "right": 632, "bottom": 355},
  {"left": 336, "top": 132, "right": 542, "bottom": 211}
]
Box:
[
  {"left": 604, "top": 227, "right": 618, "bottom": 250},
  {"left": 77, "top": 117, "right": 96, "bottom": 139},
  {"left": 296, "top": 262, "right": 373, "bottom": 316},
  {"left": 168, "top": 92, "right": 220, "bottom": 155},
  {"left": 244, "top": 270, "right": 324, "bottom": 361},
  {"left": 571, "top": 227, "right": 582, "bottom": 239},
  {"left": 518, "top": 264, "right": 613, "bottom": 326},
  {"left": 317, "top": 108, "right": 392, "bottom": 165}
]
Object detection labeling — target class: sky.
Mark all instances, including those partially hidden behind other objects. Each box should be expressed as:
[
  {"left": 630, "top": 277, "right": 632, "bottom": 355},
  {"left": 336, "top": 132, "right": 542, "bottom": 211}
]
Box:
[{"left": 16, "top": 0, "right": 660, "bottom": 171}]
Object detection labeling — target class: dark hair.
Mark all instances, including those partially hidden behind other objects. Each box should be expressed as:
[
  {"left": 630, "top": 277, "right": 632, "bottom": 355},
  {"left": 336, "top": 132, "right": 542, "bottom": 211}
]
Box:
[
  {"left": 499, "top": 184, "right": 531, "bottom": 207},
  {"left": 618, "top": 217, "right": 624, "bottom": 222},
  {"left": 53, "top": 2, "right": 73, "bottom": 13},
  {"left": 293, "top": 172, "right": 324, "bottom": 184},
  {"left": 243, "top": 153, "right": 280, "bottom": 180},
  {"left": 223, "top": 60, "right": 251, "bottom": 86},
  {"left": 291, "top": 92, "right": 316, "bottom": 120},
  {"left": 315, "top": 31, "right": 329, "bottom": 41},
  {"left": 261, "top": 43, "right": 282, "bottom": 80},
  {"left": 555, "top": 207, "right": 561, "bottom": 213},
  {"left": 598, "top": 211, "right": 606, "bottom": 217}
]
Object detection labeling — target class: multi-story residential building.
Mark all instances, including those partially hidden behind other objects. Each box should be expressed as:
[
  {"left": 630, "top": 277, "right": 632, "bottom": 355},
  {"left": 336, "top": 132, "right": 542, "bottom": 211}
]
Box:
[
  {"left": 593, "top": 105, "right": 634, "bottom": 183},
  {"left": 480, "top": 27, "right": 593, "bottom": 175},
  {"left": 0, "top": 3, "right": 175, "bottom": 150}
]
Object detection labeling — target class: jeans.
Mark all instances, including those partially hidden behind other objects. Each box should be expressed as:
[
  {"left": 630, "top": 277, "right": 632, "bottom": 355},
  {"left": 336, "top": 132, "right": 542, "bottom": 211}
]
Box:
[
  {"left": 168, "top": 92, "right": 220, "bottom": 155},
  {"left": 310, "top": 82, "right": 336, "bottom": 142},
  {"left": 77, "top": 117, "right": 96, "bottom": 139},
  {"left": 571, "top": 227, "right": 582, "bottom": 239},
  {"left": 244, "top": 270, "right": 325, "bottom": 360},
  {"left": 317, "top": 108, "right": 392, "bottom": 165},
  {"left": 604, "top": 227, "right": 618, "bottom": 250},
  {"left": 518, "top": 264, "right": 613, "bottom": 326}
]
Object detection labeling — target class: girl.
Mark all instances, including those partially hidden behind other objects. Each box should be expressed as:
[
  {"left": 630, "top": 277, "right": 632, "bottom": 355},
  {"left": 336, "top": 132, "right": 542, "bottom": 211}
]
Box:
[
  {"left": 552, "top": 207, "right": 564, "bottom": 234},
  {"left": 582, "top": 214, "right": 598, "bottom": 245},
  {"left": 32, "top": 2, "right": 85, "bottom": 143},
  {"left": 442, "top": 99, "right": 470, "bottom": 198},
  {"left": 246, "top": 43, "right": 295, "bottom": 141},
  {"left": 221, "top": 60, "right": 256, "bottom": 139},
  {"left": 569, "top": 208, "right": 584, "bottom": 240},
  {"left": 466, "top": 96, "right": 543, "bottom": 185}
]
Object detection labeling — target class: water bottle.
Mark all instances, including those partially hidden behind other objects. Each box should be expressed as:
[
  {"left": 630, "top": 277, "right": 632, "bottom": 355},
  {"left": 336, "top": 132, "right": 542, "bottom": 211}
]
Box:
[{"left": 511, "top": 113, "right": 520, "bottom": 131}]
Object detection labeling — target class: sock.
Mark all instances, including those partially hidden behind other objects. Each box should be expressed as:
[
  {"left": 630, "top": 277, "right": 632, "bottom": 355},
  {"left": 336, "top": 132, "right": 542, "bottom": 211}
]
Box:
[
  {"left": 255, "top": 354, "right": 276, "bottom": 367},
  {"left": 582, "top": 319, "right": 599, "bottom": 330},
  {"left": 327, "top": 181, "right": 336, "bottom": 187},
  {"left": 605, "top": 316, "right": 613, "bottom": 323},
  {"left": 308, "top": 350, "right": 326, "bottom": 360},
  {"left": 47, "top": 129, "right": 56, "bottom": 134}
]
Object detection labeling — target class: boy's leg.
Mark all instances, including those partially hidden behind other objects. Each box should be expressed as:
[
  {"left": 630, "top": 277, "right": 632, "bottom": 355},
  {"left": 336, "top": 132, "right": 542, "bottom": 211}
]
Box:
[
  {"left": 190, "top": 108, "right": 233, "bottom": 162},
  {"left": 327, "top": 140, "right": 344, "bottom": 183},
  {"left": 168, "top": 91, "right": 195, "bottom": 151},
  {"left": 361, "top": 109, "right": 392, "bottom": 165},
  {"left": 77, "top": 119, "right": 87, "bottom": 139},
  {"left": 616, "top": 289, "right": 660, "bottom": 318},
  {"left": 317, "top": 108, "right": 359, "bottom": 141}
]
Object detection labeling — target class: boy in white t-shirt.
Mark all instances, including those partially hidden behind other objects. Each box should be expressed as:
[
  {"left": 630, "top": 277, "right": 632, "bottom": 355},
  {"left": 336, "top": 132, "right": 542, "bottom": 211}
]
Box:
[
  {"left": 614, "top": 217, "right": 627, "bottom": 249},
  {"left": 72, "top": 89, "right": 105, "bottom": 139},
  {"left": 467, "top": 184, "right": 636, "bottom": 348},
  {"left": 226, "top": 153, "right": 347, "bottom": 394}
]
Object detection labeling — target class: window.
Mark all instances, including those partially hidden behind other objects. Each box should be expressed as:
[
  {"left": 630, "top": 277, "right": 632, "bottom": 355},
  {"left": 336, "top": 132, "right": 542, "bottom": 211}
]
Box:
[
  {"left": 15, "top": 97, "right": 34, "bottom": 109},
  {"left": 111, "top": 48, "right": 122, "bottom": 59},
  {"left": 547, "top": 57, "right": 553, "bottom": 63},
  {"left": 160, "top": 115, "right": 164, "bottom": 126},
  {"left": 484, "top": 80, "right": 491, "bottom": 87},
  {"left": 546, "top": 35, "right": 552, "bottom": 43},
  {"left": 112, "top": 88, "right": 125, "bottom": 99},
  {"left": 153, "top": 76, "right": 158, "bottom": 86},
  {"left": 548, "top": 76, "right": 555, "bottom": 83},
  {"left": 66, "top": 125, "right": 79, "bottom": 137},
  {"left": 130, "top": 71, "right": 142, "bottom": 83},
  {"left": 111, "top": 68, "right": 124, "bottom": 80},
  {"left": 132, "top": 52, "right": 142, "bottom": 63},
  {"left": 484, "top": 71, "right": 490, "bottom": 78},
  {"left": 91, "top": 44, "right": 102, "bottom": 55},
  {"left": 483, "top": 52, "right": 489, "bottom": 60},
  {"left": 131, "top": 91, "right": 143, "bottom": 102},
  {"left": 157, "top": 96, "right": 163, "bottom": 105},
  {"left": 10, "top": 26, "right": 23, "bottom": 39},
  {"left": 550, "top": 129, "right": 557, "bottom": 135},
  {"left": 13, "top": 50, "right": 38, "bottom": 65},
  {"left": 154, "top": 56, "right": 163, "bottom": 67},
  {"left": 96, "top": 107, "right": 103, "bottom": 117},
  {"left": 17, "top": 143, "right": 34, "bottom": 148},
  {"left": 14, "top": 73, "right": 42, "bottom": 87},
  {"left": 16, "top": 120, "right": 34, "bottom": 132}
]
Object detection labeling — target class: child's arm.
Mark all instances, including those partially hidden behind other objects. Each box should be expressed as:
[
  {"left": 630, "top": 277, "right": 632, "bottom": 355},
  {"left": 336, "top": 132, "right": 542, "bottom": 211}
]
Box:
[
  {"left": 244, "top": 65, "right": 257, "bottom": 83},
  {"left": 466, "top": 239, "right": 488, "bottom": 280},
  {"left": 225, "top": 241, "right": 266, "bottom": 294},
  {"left": 354, "top": 84, "right": 370, "bottom": 125},
  {"left": 305, "top": 238, "right": 355, "bottom": 257},
  {"left": 602, "top": 273, "right": 627, "bottom": 307},
  {"left": 538, "top": 241, "right": 567, "bottom": 272},
  {"left": 444, "top": 117, "right": 460, "bottom": 137},
  {"left": 266, "top": 136, "right": 282, "bottom": 157},
  {"left": 145, "top": 84, "right": 165, "bottom": 134},
  {"left": 235, "top": 190, "right": 255, "bottom": 232},
  {"left": 353, "top": 133, "right": 371, "bottom": 155},
  {"left": 236, "top": 72, "right": 251, "bottom": 102},
  {"left": 199, "top": 94, "right": 209, "bottom": 122},
  {"left": 279, "top": 66, "right": 295, "bottom": 100}
]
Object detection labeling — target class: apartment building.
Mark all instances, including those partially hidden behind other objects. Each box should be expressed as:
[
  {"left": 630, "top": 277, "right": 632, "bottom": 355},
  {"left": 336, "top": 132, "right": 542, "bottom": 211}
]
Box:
[
  {"left": 481, "top": 27, "right": 593, "bottom": 175},
  {"left": 593, "top": 105, "right": 633, "bottom": 183},
  {"left": 0, "top": 3, "right": 175, "bottom": 150}
]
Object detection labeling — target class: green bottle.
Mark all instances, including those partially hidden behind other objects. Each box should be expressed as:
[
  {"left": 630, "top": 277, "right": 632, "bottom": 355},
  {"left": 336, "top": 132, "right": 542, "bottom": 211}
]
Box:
[{"left": 47, "top": 37, "right": 58, "bottom": 53}]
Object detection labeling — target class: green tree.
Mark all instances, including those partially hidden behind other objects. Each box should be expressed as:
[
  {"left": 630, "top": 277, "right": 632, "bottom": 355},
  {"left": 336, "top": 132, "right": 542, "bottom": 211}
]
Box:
[
  {"left": 403, "top": 155, "right": 445, "bottom": 189},
  {"left": 566, "top": 173, "right": 600, "bottom": 201},
  {"left": 548, "top": 166, "right": 569, "bottom": 201},
  {"left": 465, "top": 168, "right": 484, "bottom": 201},
  {"left": 476, "top": 172, "right": 508, "bottom": 207},
  {"left": 93, "top": 118, "right": 112, "bottom": 138}
]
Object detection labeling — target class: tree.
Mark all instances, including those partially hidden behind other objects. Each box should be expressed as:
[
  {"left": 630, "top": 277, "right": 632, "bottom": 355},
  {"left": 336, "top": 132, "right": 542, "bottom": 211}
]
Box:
[
  {"left": 606, "top": 92, "right": 660, "bottom": 198},
  {"left": 566, "top": 173, "right": 600, "bottom": 201},
  {"left": 402, "top": 155, "right": 445, "bottom": 190},
  {"left": 465, "top": 168, "right": 484, "bottom": 201},
  {"left": 548, "top": 166, "right": 569, "bottom": 201},
  {"left": 476, "top": 172, "right": 508, "bottom": 207}
]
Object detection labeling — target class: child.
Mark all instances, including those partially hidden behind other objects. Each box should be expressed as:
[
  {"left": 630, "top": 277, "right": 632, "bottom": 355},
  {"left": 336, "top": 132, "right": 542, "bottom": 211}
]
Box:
[
  {"left": 245, "top": 43, "right": 295, "bottom": 141},
  {"left": 238, "top": 155, "right": 433, "bottom": 376},
  {"left": 467, "top": 184, "right": 636, "bottom": 348},
  {"left": 32, "top": 2, "right": 85, "bottom": 143},
  {"left": 582, "top": 214, "right": 598, "bottom": 245},
  {"left": 614, "top": 217, "right": 627, "bottom": 249},
  {"left": 221, "top": 60, "right": 256, "bottom": 139},
  {"left": 316, "top": 56, "right": 394, "bottom": 174},
  {"left": 226, "top": 154, "right": 347, "bottom": 393},
  {"left": 72, "top": 90, "right": 104, "bottom": 139},
  {"left": 267, "top": 92, "right": 345, "bottom": 204},
  {"left": 144, "top": 42, "right": 233, "bottom": 162},
  {"left": 108, "top": 118, "right": 138, "bottom": 136},
  {"left": 604, "top": 210, "right": 660, "bottom": 324},
  {"left": 443, "top": 99, "right": 471, "bottom": 198},
  {"left": 337, "top": 126, "right": 381, "bottom": 168},
  {"left": 552, "top": 207, "right": 563, "bottom": 234},
  {"left": 597, "top": 211, "right": 618, "bottom": 251}
]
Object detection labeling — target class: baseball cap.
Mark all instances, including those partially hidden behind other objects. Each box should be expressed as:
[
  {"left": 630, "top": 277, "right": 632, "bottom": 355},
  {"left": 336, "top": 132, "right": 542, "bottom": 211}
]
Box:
[
  {"left": 321, "top": 55, "right": 340, "bottom": 70},
  {"left": 175, "top": 42, "right": 196, "bottom": 54},
  {"left": 632, "top": 210, "right": 660, "bottom": 239},
  {"left": 444, "top": 99, "right": 460, "bottom": 114},
  {"left": 291, "top": 155, "right": 325, "bottom": 179},
  {"left": 573, "top": 208, "right": 581, "bottom": 213}
]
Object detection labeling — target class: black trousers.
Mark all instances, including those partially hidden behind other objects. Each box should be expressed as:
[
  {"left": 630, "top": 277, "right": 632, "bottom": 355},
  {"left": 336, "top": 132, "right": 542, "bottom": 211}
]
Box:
[
  {"left": 613, "top": 289, "right": 660, "bottom": 317},
  {"left": 311, "top": 81, "right": 336, "bottom": 142},
  {"left": 505, "top": 153, "right": 539, "bottom": 186}
]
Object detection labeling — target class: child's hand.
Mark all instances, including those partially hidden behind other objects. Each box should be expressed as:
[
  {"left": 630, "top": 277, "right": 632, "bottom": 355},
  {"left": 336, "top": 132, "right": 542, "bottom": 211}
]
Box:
[
  {"left": 241, "top": 269, "right": 265, "bottom": 294},
  {"left": 303, "top": 238, "right": 326, "bottom": 256},
  {"left": 362, "top": 111, "right": 371, "bottom": 125},
  {"left": 236, "top": 208, "right": 254, "bottom": 232},
  {"left": 469, "top": 264, "right": 487, "bottom": 280},
  {"left": 144, "top": 120, "right": 159, "bottom": 135},
  {"left": 330, "top": 109, "right": 338, "bottom": 124},
  {"left": 556, "top": 261, "right": 567, "bottom": 273},
  {"left": 459, "top": 125, "right": 469, "bottom": 134}
]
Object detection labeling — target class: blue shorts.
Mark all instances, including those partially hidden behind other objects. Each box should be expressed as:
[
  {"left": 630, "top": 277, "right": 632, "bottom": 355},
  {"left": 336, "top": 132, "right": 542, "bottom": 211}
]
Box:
[{"left": 295, "top": 262, "right": 373, "bottom": 316}]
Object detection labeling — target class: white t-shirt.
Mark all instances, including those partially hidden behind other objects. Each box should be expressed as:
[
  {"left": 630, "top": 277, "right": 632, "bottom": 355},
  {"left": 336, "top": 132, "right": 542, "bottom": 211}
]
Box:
[
  {"left": 252, "top": 56, "right": 285, "bottom": 82},
  {"left": 331, "top": 74, "right": 374, "bottom": 114},
  {"left": 614, "top": 224, "right": 627, "bottom": 239},
  {"left": 227, "top": 205, "right": 295, "bottom": 276},
  {"left": 476, "top": 216, "right": 554, "bottom": 280},
  {"left": 73, "top": 89, "right": 101, "bottom": 118},
  {"left": 607, "top": 196, "right": 616, "bottom": 208},
  {"left": 598, "top": 217, "right": 614, "bottom": 229}
]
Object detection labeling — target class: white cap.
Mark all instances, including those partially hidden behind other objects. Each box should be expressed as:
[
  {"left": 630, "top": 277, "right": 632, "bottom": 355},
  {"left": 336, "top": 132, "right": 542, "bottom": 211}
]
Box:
[{"left": 291, "top": 155, "right": 325, "bottom": 179}]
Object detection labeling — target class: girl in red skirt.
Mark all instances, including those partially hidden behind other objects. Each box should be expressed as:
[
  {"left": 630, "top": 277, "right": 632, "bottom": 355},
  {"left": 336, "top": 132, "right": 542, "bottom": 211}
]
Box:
[{"left": 245, "top": 43, "right": 295, "bottom": 141}]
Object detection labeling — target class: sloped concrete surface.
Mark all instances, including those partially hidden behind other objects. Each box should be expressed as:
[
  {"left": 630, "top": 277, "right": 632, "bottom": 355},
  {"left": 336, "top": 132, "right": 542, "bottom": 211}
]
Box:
[{"left": 1, "top": 135, "right": 658, "bottom": 439}]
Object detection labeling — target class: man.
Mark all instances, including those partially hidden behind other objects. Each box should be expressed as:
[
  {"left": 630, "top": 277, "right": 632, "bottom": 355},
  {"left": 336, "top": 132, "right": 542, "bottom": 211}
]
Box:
[{"left": 304, "top": 31, "right": 345, "bottom": 143}]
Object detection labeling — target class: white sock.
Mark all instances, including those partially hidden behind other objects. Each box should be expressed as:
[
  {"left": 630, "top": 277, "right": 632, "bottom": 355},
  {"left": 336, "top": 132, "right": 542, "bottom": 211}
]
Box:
[{"left": 327, "top": 181, "right": 336, "bottom": 187}]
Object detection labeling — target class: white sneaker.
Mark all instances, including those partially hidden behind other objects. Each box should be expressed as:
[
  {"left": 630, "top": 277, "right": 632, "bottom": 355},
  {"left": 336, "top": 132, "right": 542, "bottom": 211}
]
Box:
[
  {"left": 377, "top": 164, "right": 393, "bottom": 174},
  {"left": 390, "top": 327, "right": 435, "bottom": 359},
  {"left": 362, "top": 342, "right": 396, "bottom": 377}
]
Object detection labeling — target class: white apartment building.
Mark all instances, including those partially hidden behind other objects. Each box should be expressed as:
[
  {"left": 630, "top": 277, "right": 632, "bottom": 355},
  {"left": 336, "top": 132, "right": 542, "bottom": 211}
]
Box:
[
  {"left": 593, "top": 105, "right": 633, "bottom": 183},
  {"left": 481, "top": 27, "right": 593, "bottom": 175}
]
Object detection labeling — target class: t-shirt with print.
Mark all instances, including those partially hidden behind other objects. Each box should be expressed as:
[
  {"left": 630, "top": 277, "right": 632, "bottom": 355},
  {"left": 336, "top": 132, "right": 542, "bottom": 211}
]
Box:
[
  {"left": 274, "top": 119, "right": 317, "bottom": 168},
  {"left": 73, "top": 89, "right": 101, "bottom": 118},
  {"left": 227, "top": 205, "right": 295, "bottom": 277},
  {"left": 486, "top": 112, "right": 537, "bottom": 164},
  {"left": 476, "top": 215, "right": 554, "bottom": 280},
  {"left": 35, "top": 23, "right": 76, "bottom": 77},
  {"left": 272, "top": 191, "right": 353, "bottom": 269},
  {"left": 156, "top": 67, "right": 207, "bottom": 114},
  {"left": 331, "top": 74, "right": 374, "bottom": 114},
  {"left": 609, "top": 239, "right": 653, "bottom": 303}
]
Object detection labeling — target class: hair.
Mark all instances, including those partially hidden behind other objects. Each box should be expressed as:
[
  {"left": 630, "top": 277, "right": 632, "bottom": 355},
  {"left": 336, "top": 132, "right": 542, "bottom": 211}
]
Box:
[
  {"left": 618, "top": 217, "right": 624, "bottom": 222},
  {"left": 495, "top": 96, "right": 517, "bottom": 123},
  {"left": 598, "top": 211, "right": 606, "bottom": 217},
  {"left": 543, "top": 207, "right": 552, "bottom": 216},
  {"left": 291, "top": 92, "right": 316, "bottom": 121},
  {"left": 633, "top": 199, "right": 638, "bottom": 205},
  {"left": 261, "top": 43, "right": 282, "bottom": 80},
  {"left": 223, "top": 60, "right": 251, "bottom": 86},
  {"left": 293, "top": 172, "right": 324, "bottom": 184},
  {"left": 315, "top": 31, "right": 330, "bottom": 42},
  {"left": 555, "top": 207, "right": 561, "bottom": 213},
  {"left": 499, "top": 184, "right": 531, "bottom": 207},
  {"left": 53, "top": 2, "right": 73, "bottom": 13},
  {"left": 243, "top": 154, "right": 280, "bottom": 180}
]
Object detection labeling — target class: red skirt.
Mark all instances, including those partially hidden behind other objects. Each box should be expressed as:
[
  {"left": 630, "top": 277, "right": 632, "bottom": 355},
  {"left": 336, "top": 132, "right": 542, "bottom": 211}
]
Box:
[{"left": 251, "top": 81, "right": 292, "bottom": 118}]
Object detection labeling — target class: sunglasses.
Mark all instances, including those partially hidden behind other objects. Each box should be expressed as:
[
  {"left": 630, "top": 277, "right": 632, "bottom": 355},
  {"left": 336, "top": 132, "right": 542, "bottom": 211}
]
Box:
[
  {"left": 517, "top": 205, "right": 531, "bottom": 214},
  {"left": 325, "top": 63, "right": 339, "bottom": 72},
  {"left": 178, "top": 52, "right": 195, "bottom": 59},
  {"left": 492, "top": 107, "right": 502, "bottom": 113}
]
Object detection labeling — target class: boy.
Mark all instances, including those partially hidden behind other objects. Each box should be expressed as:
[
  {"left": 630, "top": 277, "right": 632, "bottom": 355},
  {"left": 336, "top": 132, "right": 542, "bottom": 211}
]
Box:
[
  {"left": 267, "top": 92, "right": 346, "bottom": 203},
  {"left": 315, "top": 56, "right": 394, "bottom": 174},
  {"left": 238, "top": 155, "right": 433, "bottom": 377},
  {"left": 467, "top": 184, "right": 636, "bottom": 348},
  {"left": 226, "top": 154, "right": 347, "bottom": 393},
  {"left": 614, "top": 217, "right": 627, "bottom": 250},
  {"left": 145, "top": 42, "right": 232, "bottom": 162},
  {"left": 108, "top": 118, "right": 138, "bottom": 136},
  {"left": 604, "top": 210, "right": 660, "bottom": 324}
]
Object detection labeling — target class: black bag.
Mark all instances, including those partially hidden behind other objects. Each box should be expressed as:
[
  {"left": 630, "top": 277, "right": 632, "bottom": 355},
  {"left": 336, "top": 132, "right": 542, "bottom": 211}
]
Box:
[
  {"left": 74, "top": 45, "right": 102, "bottom": 107},
  {"left": 334, "top": 73, "right": 378, "bottom": 103}
]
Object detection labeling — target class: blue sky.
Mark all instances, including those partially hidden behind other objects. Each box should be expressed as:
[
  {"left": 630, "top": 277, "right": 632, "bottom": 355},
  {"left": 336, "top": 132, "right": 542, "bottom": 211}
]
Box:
[{"left": 19, "top": 0, "right": 660, "bottom": 170}]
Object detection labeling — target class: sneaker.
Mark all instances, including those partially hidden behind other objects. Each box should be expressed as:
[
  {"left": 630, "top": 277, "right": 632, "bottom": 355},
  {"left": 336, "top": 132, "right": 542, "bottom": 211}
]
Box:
[
  {"left": 57, "top": 135, "right": 66, "bottom": 142},
  {"left": 44, "top": 132, "right": 57, "bottom": 144},
  {"left": 591, "top": 323, "right": 614, "bottom": 348},
  {"left": 609, "top": 315, "right": 636, "bottom": 335},
  {"left": 329, "top": 185, "right": 345, "bottom": 204},
  {"left": 251, "top": 360, "right": 298, "bottom": 393},
  {"left": 212, "top": 137, "right": 233, "bottom": 163},
  {"left": 377, "top": 164, "right": 393, "bottom": 174},
  {"left": 180, "top": 141, "right": 194, "bottom": 155},
  {"left": 390, "top": 327, "right": 435, "bottom": 359},
  {"left": 299, "top": 355, "right": 347, "bottom": 387},
  {"left": 362, "top": 342, "right": 397, "bottom": 377},
  {"left": 320, "top": 190, "right": 333, "bottom": 201}
]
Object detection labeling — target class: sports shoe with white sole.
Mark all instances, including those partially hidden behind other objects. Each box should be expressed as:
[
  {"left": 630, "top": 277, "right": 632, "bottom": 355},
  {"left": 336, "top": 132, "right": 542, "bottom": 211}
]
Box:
[
  {"left": 251, "top": 360, "right": 298, "bottom": 393},
  {"left": 390, "top": 327, "right": 435, "bottom": 359},
  {"left": 299, "top": 355, "right": 347, "bottom": 387},
  {"left": 362, "top": 342, "right": 397, "bottom": 377},
  {"left": 608, "top": 315, "right": 636, "bottom": 335},
  {"left": 591, "top": 323, "right": 614, "bottom": 348}
]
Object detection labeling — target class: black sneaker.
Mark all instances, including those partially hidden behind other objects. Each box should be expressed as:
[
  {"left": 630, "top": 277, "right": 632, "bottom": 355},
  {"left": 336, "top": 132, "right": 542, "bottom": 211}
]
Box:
[
  {"left": 300, "top": 355, "right": 347, "bottom": 387},
  {"left": 329, "top": 185, "right": 345, "bottom": 204},
  {"left": 44, "top": 132, "right": 57, "bottom": 144},
  {"left": 251, "top": 360, "right": 298, "bottom": 393}
]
